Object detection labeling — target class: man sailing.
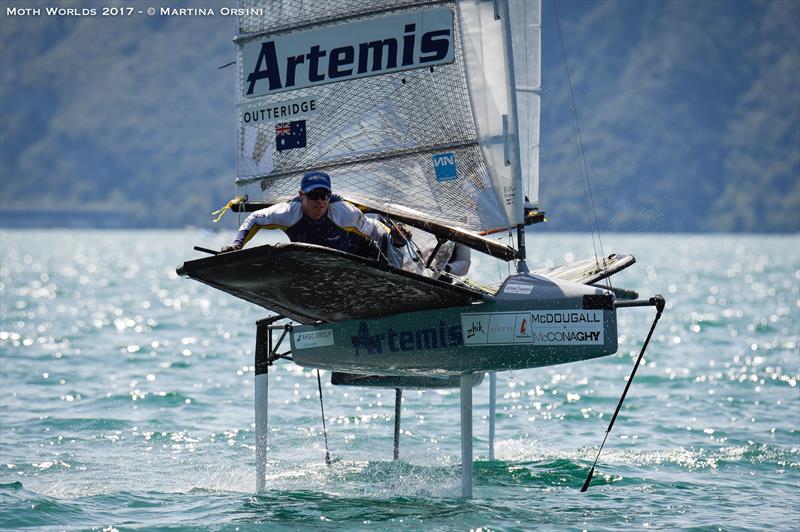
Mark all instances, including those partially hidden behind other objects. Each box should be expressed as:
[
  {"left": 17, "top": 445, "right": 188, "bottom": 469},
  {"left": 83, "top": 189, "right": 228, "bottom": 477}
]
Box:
[{"left": 221, "top": 171, "right": 410, "bottom": 263}]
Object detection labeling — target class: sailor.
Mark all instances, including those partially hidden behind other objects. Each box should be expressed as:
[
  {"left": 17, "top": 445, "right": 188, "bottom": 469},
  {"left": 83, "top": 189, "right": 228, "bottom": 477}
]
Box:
[{"left": 220, "top": 171, "right": 411, "bottom": 263}]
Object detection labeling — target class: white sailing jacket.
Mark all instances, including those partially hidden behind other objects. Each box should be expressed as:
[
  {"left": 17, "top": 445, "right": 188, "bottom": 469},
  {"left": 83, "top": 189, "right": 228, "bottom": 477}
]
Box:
[{"left": 232, "top": 195, "right": 390, "bottom": 258}]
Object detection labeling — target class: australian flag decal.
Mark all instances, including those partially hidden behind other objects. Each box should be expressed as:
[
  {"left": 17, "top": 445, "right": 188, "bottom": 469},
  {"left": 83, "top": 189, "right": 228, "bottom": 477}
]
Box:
[{"left": 275, "top": 120, "right": 306, "bottom": 152}]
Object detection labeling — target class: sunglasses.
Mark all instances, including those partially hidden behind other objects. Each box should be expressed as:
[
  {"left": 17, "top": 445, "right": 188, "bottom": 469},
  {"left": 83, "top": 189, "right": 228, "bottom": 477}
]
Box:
[{"left": 304, "top": 190, "right": 331, "bottom": 201}]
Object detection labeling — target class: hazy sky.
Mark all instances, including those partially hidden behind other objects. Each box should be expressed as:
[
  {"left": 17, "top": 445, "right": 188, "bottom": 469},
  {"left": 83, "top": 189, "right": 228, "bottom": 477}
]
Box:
[{"left": 1, "top": 0, "right": 798, "bottom": 231}]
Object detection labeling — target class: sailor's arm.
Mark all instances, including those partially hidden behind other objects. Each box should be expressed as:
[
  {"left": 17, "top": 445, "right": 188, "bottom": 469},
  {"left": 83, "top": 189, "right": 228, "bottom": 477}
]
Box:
[
  {"left": 220, "top": 203, "right": 296, "bottom": 252},
  {"left": 335, "top": 202, "right": 388, "bottom": 242},
  {"left": 337, "top": 202, "right": 410, "bottom": 247}
]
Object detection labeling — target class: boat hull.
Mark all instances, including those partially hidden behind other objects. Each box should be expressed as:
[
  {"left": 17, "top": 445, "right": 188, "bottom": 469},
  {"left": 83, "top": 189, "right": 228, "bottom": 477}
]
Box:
[{"left": 291, "top": 277, "right": 618, "bottom": 375}]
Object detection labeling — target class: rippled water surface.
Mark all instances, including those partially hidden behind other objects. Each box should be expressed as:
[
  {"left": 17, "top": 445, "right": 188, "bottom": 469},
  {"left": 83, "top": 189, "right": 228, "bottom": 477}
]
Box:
[{"left": 1, "top": 230, "right": 798, "bottom": 530}]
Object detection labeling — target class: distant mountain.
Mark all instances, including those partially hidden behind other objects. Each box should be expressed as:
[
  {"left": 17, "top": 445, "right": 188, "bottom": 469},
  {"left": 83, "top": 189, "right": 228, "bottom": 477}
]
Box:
[
  {"left": 1, "top": 0, "right": 234, "bottom": 228},
  {"left": 1, "top": 0, "right": 798, "bottom": 232},
  {"left": 539, "top": 0, "right": 799, "bottom": 233}
]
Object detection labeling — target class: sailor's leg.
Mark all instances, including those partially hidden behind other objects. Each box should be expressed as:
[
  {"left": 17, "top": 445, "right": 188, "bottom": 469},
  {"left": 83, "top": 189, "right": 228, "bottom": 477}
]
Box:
[
  {"left": 460, "top": 373, "right": 473, "bottom": 498},
  {"left": 255, "top": 319, "right": 270, "bottom": 491}
]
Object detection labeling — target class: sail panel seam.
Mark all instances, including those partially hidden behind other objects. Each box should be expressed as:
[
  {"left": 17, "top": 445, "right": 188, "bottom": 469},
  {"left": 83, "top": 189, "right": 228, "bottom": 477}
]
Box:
[{"left": 235, "top": 140, "right": 481, "bottom": 186}]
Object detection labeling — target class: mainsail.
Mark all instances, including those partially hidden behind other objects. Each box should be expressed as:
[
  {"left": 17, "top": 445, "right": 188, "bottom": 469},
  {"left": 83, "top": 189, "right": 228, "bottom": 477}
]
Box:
[
  {"left": 509, "top": 0, "right": 541, "bottom": 207},
  {"left": 234, "top": 0, "right": 540, "bottom": 247}
]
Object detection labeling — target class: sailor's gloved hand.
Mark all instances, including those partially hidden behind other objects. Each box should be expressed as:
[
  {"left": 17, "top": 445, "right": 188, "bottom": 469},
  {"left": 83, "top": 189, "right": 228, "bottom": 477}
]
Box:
[
  {"left": 390, "top": 224, "right": 412, "bottom": 247},
  {"left": 220, "top": 244, "right": 242, "bottom": 253}
]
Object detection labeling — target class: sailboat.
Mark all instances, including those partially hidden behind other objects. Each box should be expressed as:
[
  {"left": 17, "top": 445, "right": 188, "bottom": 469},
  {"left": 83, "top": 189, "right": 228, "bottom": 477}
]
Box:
[{"left": 178, "top": 0, "right": 664, "bottom": 497}]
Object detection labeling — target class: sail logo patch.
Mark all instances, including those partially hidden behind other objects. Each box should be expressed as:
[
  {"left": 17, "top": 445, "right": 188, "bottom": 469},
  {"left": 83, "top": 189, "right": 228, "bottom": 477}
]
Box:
[
  {"left": 275, "top": 120, "right": 306, "bottom": 151},
  {"left": 242, "top": 8, "right": 454, "bottom": 97},
  {"left": 293, "top": 329, "right": 335, "bottom": 349},
  {"left": 432, "top": 152, "right": 457, "bottom": 181}
]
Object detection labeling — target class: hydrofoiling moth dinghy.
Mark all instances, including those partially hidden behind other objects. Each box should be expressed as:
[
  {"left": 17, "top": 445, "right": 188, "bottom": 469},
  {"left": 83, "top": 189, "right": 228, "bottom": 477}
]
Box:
[{"left": 177, "top": 0, "right": 665, "bottom": 497}]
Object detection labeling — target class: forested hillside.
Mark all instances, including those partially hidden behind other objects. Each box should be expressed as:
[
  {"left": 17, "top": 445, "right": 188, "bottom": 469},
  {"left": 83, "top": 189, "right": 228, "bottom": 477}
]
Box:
[{"left": 2, "top": 0, "right": 798, "bottom": 232}]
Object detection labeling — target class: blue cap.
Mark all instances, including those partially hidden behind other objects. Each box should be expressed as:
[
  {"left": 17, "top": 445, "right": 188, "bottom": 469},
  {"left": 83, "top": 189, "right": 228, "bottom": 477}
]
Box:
[{"left": 300, "top": 171, "right": 332, "bottom": 193}]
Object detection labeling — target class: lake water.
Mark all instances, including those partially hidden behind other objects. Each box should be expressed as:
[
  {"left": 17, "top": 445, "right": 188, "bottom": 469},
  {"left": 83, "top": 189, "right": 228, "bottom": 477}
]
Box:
[{"left": 1, "top": 230, "right": 798, "bottom": 530}]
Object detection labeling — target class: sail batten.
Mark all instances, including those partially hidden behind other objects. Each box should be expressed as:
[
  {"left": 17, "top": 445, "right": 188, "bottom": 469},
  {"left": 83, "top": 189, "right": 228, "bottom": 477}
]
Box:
[{"left": 234, "top": 0, "right": 540, "bottom": 237}]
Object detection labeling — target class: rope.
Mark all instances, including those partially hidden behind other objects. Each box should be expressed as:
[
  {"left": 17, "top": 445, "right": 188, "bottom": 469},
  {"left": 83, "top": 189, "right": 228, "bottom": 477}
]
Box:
[{"left": 211, "top": 196, "right": 245, "bottom": 223}]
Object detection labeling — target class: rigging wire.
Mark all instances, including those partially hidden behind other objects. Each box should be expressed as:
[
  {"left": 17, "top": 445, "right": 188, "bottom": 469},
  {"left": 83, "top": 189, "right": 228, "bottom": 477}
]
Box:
[
  {"left": 496, "top": 235, "right": 509, "bottom": 284},
  {"left": 552, "top": 0, "right": 610, "bottom": 286}
]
